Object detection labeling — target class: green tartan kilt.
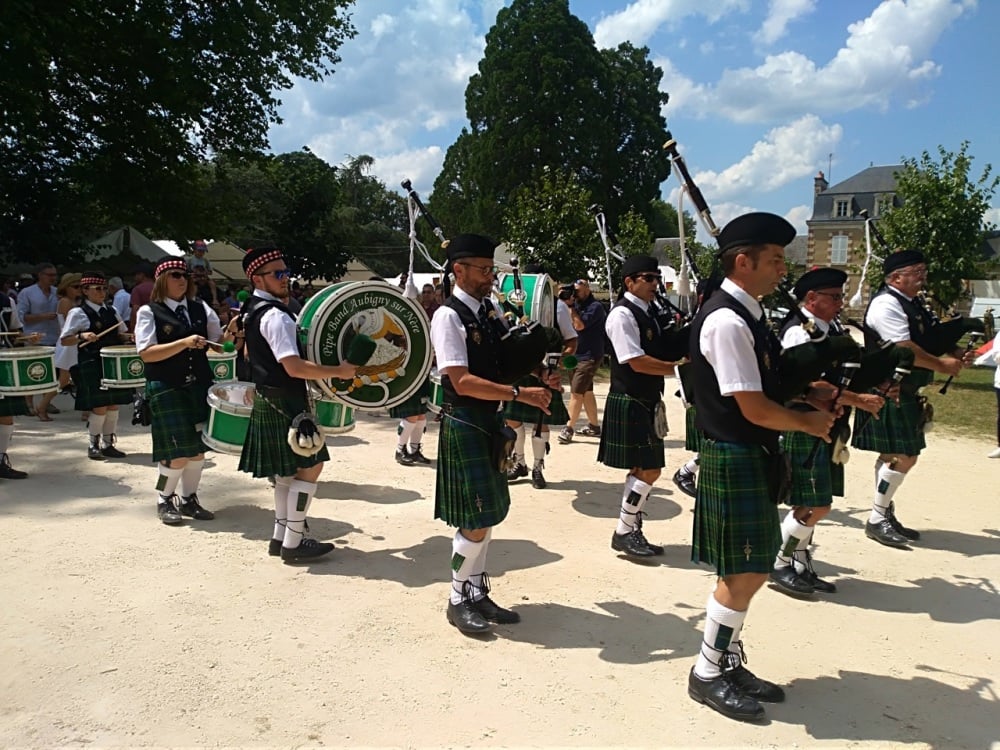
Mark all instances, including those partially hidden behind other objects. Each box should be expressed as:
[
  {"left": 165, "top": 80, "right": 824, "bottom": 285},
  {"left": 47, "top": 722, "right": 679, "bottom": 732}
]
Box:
[
  {"left": 0, "top": 395, "right": 30, "bottom": 418},
  {"left": 503, "top": 375, "right": 570, "bottom": 426},
  {"left": 781, "top": 430, "right": 841, "bottom": 507},
  {"left": 72, "top": 359, "right": 133, "bottom": 410},
  {"left": 147, "top": 379, "right": 210, "bottom": 462},
  {"left": 851, "top": 391, "right": 926, "bottom": 456},
  {"left": 435, "top": 405, "right": 510, "bottom": 529},
  {"left": 684, "top": 406, "right": 704, "bottom": 453},
  {"left": 238, "top": 393, "right": 329, "bottom": 479},
  {"left": 389, "top": 378, "right": 430, "bottom": 419},
  {"left": 598, "top": 391, "right": 664, "bottom": 470},
  {"left": 692, "top": 440, "right": 781, "bottom": 576}
]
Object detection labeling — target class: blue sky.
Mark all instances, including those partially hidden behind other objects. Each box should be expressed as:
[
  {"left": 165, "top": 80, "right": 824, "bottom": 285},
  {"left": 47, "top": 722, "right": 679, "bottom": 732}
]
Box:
[{"left": 268, "top": 0, "right": 999, "bottom": 240}]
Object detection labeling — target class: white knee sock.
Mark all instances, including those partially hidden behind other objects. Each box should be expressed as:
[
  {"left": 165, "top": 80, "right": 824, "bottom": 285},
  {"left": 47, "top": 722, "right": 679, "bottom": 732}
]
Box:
[
  {"left": 283, "top": 479, "right": 317, "bottom": 549},
  {"left": 0, "top": 423, "right": 13, "bottom": 455},
  {"left": 272, "top": 476, "right": 293, "bottom": 541},
  {"left": 408, "top": 420, "right": 426, "bottom": 453},
  {"left": 180, "top": 458, "right": 205, "bottom": 498},
  {"left": 870, "top": 464, "right": 906, "bottom": 523},
  {"left": 682, "top": 457, "right": 699, "bottom": 475},
  {"left": 450, "top": 530, "right": 486, "bottom": 605},
  {"left": 512, "top": 424, "right": 526, "bottom": 464},
  {"left": 793, "top": 525, "right": 816, "bottom": 574},
  {"left": 775, "top": 510, "right": 811, "bottom": 569},
  {"left": 531, "top": 432, "right": 547, "bottom": 469},
  {"left": 88, "top": 412, "right": 106, "bottom": 438},
  {"left": 102, "top": 409, "right": 120, "bottom": 443},
  {"left": 155, "top": 463, "right": 184, "bottom": 503},
  {"left": 615, "top": 478, "right": 652, "bottom": 535},
  {"left": 695, "top": 594, "right": 747, "bottom": 679},
  {"left": 467, "top": 527, "right": 493, "bottom": 602},
  {"left": 397, "top": 419, "right": 417, "bottom": 448}
]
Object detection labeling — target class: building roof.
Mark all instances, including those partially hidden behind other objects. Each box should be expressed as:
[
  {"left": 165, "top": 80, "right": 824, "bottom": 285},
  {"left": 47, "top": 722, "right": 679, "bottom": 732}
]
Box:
[
  {"left": 811, "top": 165, "right": 904, "bottom": 223},
  {"left": 824, "top": 165, "right": 902, "bottom": 195}
]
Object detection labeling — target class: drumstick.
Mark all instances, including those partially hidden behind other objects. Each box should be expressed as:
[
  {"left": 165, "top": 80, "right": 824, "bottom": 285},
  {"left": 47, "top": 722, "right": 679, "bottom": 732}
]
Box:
[{"left": 79, "top": 324, "right": 124, "bottom": 347}]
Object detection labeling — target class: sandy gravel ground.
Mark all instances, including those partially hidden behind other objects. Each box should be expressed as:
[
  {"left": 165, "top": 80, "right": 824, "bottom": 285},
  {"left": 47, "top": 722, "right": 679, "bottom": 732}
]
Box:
[{"left": 1, "top": 383, "right": 997, "bottom": 749}]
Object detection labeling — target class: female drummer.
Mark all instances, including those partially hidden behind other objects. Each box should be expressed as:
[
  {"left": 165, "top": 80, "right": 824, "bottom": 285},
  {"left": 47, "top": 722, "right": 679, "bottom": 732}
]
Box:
[
  {"left": 135, "top": 257, "right": 225, "bottom": 525},
  {"left": 59, "top": 272, "right": 134, "bottom": 460}
]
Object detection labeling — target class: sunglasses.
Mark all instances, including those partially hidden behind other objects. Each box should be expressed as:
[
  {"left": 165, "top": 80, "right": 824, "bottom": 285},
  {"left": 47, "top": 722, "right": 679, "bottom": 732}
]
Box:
[
  {"left": 457, "top": 262, "right": 497, "bottom": 275},
  {"left": 635, "top": 273, "right": 661, "bottom": 283},
  {"left": 167, "top": 271, "right": 190, "bottom": 280},
  {"left": 814, "top": 291, "right": 844, "bottom": 301},
  {"left": 85, "top": 285, "right": 108, "bottom": 292},
  {"left": 255, "top": 269, "right": 291, "bottom": 280}
]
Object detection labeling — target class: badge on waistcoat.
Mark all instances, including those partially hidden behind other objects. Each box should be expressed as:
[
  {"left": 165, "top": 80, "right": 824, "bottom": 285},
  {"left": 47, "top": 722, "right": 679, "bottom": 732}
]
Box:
[
  {"left": 763, "top": 352, "right": 771, "bottom": 370},
  {"left": 94, "top": 322, "right": 104, "bottom": 331},
  {"left": 646, "top": 327, "right": 654, "bottom": 341},
  {"left": 471, "top": 326, "right": 482, "bottom": 345},
  {"left": 163, "top": 324, "right": 174, "bottom": 336}
]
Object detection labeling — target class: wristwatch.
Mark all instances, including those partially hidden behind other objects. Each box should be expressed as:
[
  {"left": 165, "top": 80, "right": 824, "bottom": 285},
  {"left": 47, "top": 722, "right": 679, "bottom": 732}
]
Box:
[{"left": 510, "top": 385, "right": 520, "bottom": 400}]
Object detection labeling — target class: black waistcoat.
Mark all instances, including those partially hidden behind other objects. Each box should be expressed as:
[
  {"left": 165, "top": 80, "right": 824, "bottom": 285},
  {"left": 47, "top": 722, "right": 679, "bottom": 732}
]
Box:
[
  {"left": 143, "top": 300, "right": 212, "bottom": 386},
  {"left": 440, "top": 296, "right": 502, "bottom": 410},
  {"left": 243, "top": 295, "right": 306, "bottom": 398},
  {"left": 864, "top": 287, "right": 934, "bottom": 387},
  {"left": 689, "top": 290, "right": 782, "bottom": 451},
  {"left": 77, "top": 304, "right": 123, "bottom": 365},
  {"left": 609, "top": 299, "right": 664, "bottom": 402}
]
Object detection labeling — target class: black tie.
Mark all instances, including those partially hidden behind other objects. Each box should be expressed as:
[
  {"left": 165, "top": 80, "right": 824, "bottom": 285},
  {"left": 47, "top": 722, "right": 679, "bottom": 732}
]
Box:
[
  {"left": 176, "top": 304, "right": 190, "bottom": 327},
  {"left": 478, "top": 303, "right": 497, "bottom": 343}
]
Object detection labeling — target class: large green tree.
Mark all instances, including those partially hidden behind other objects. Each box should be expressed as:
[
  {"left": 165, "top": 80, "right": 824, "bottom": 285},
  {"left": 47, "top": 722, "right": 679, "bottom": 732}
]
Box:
[
  {"left": 0, "top": 0, "right": 356, "bottom": 263},
  {"left": 870, "top": 142, "right": 998, "bottom": 307},
  {"left": 431, "top": 0, "right": 670, "bottom": 240}
]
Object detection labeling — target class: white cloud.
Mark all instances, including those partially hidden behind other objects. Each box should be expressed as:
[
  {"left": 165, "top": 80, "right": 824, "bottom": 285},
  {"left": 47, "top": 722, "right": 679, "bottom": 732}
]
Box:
[
  {"left": 784, "top": 204, "right": 813, "bottom": 235},
  {"left": 653, "top": 56, "right": 707, "bottom": 117},
  {"left": 985, "top": 207, "right": 1000, "bottom": 228},
  {"left": 593, "top": 0, "right": 749, "bottom": 48},
  {"left": 755, "top": 0, "right": 816, "bottom": 46},
  {"left": 691, "top": 0, "right": 973, "bottom": 123},
  {"left": 375, "top": 147, "right": 446, "bottom": 198}
]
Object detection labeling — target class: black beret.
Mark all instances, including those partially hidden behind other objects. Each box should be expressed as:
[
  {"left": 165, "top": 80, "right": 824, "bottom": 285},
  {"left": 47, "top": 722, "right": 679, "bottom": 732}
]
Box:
[
  {"left": 243, "top": 246, "right": 284, "bottom": 276},
  {"left": 716, "top": 212, "right": 796, "bottom": 255},
  {"left": 793, "top": 267, "right": 848, "bottom": 299},
  {"left": 621, "top": 254, "right": 659, "bottom": 280},
  {"left": 447, "top": 233, "right": 497, "bottom": 262},
  {"left": 883, "top": 249, "right": 924, "bottom": 275}
]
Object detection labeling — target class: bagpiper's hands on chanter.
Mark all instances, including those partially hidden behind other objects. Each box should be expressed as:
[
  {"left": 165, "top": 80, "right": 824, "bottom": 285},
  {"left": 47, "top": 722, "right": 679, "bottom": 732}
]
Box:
[
  {"left": 540, "top": 370, "right": 562, "bottom": 390},
  {"left": 798, "top": 409, "right": 837, "bottom": 442},
  {"left": 517, "top": 386, "right": 552, "bottom": 414}
]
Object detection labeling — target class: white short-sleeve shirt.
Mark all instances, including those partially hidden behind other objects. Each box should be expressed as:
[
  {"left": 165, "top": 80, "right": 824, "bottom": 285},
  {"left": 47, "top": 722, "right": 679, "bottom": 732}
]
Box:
[
  {"left": 780, "top": 309, "right": 830, "bottom": 350},
  {"left": 865, "top": 289, "right": 912, "bottom": 343},
  {"left": 699, "top": 278, "right": 767, "bottom": 396},
  {"left": 605, "top": 292, "right": 652, "bottom": 364},
  {"left": 250, "top": 290, "right": 299, "bottom": 362},
  {"left": 430, "top": 287, "right": 504, "bottom": 371},
  {"left": 60, "top": 301, "right": 126, "bottom": 339},
  {"left": 556, "top": 301, "right": 578, "bottom": 341},
  {"left": 135, "top": 298, "right": 222, "bottom": 352}
]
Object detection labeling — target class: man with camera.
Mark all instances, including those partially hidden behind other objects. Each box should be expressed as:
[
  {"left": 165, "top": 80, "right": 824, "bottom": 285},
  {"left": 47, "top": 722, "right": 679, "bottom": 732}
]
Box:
[{"left": 558, "top": 279, "right": 606, "bottom": 443}]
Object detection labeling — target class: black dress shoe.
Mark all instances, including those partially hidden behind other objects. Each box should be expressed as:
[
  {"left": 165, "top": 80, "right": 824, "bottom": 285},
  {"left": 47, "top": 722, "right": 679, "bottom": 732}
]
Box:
[
  {"left": 632, "top": 522, "right": 664, "bottom": 555},
  {"left": 531, "top": 467, "right": 546, "bottom": 489},
  {"left": 687, "top": 668, "right": 765, "bottom": 722},
  {"left": 395, "top": 447, "right": 415, "bottom": 466},
  {"left": 178, "top": 493, "right": 215, "bottom": 520},
  {"left": 886, "top": 502, "right": 920, "bottom": 540},
  {"left": 801, "top": 568, "right": 837, "bottom": 593},
  {"left": 473, "top": 595, "right": 521, "bottom": 624},
  {"left": 407, "top": 445, "right": 432, "bottom": 464},
  {"left": 611, "top": 529, "right": 656, "bottom": 557},
  {"left": 506, "top": 462, "right": 528, "bottom": 481},
  {"left": 101, "top": 444, "right": 127, "bottom": 458},
  {"left": 280, "top": 538, "right": 335, "bottom": 563},
  {"left": 268, "top": 538, "right": 283, "bottom": 557},
  {"left": 157, "top": 497, "right": 183, "bottom": 525},
  {"left": 866, "top": 519, "right": 909, "bottom": 548},
  {"left": 722, "top": 651, "right": 786, "bottom": 702},
  {"left": 769, "top": 566, "right": 815, "bottom": 597},
  {"left": 446, "top": 600, "right": 492, "bottom": 633},
  {"left": 0, "top": 454, "right": 27, "bottom": 479},
  {"left": 672, "top": 469, "right": 697, "bottom": 498}
]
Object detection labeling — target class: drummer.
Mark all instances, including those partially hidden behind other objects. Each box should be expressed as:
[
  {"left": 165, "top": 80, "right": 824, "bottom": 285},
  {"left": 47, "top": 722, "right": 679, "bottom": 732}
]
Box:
[
  {"left": 59, "top": 272, "right": 134, "bottom": 461},
  {"left": 236, "top": 246, "right": 358, "bottom": 563},
  {"left": 0, "top": 293, "right": 40, "bottom": 479},
  {"left": 135, "top": 257, "right": 225, "bottom": 525}
]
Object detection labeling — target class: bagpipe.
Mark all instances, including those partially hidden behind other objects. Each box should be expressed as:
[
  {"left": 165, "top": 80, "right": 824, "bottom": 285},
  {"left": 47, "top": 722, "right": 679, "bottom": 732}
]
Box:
[
  {"left": 401, "top": 179, "right": 546, "bottom": 384},
  {"left": 662, "top": 135, "right": 856, "bottom": 402},
  {"left": 591, "top": 204, "right": 691, "bottom": 361}
]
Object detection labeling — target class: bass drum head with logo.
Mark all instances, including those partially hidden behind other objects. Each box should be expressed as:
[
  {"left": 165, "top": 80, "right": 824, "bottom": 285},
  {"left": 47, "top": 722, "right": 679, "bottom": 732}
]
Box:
[
  {"left": 297, "top": 281, "right": 432, "bottom": 411},
  {"left": 497, "top": 273, "right": 554, "bottom": 328}
]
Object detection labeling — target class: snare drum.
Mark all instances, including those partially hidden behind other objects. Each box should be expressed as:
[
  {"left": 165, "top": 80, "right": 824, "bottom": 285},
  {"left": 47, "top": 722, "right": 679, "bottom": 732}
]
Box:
[
  {"left": 203, "top": 381, "right": 255, "bottom": 455},
  {"left": 497, "top": 272, "right": 554, "bottom": 328},
  {"left": 208, "top": 349, "right": 237, "bottom": 383},
  {"left": 0, "top": 346, "right": 57, "bottom": 395},
  {"left": 101, "top": 345, "right": 145, "bottom": 389},
  {"left": 427, "top": 369, "right": 444, "bottom": 414},
  {"left": 315, "top": 398, "right": 355, "bottom": 434}
]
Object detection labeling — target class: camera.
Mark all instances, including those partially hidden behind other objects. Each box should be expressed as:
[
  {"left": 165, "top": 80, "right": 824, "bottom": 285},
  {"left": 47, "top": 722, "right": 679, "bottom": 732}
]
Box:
[{"left": 558, "top": 284, "right": 575, "bottom": 301}]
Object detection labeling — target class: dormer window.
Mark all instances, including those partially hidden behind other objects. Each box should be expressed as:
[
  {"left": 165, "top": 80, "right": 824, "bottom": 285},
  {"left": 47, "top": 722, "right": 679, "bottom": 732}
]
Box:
[
  {"left": 876, "top": 194, "right": 894, "bottom": 216},
  {"left": 835, "top": 200, "right": 850, "bottom": 218}
]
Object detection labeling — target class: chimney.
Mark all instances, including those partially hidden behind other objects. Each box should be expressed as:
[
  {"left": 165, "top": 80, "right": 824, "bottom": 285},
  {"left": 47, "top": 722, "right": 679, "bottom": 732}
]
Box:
[{"left": 814, "top": 171, "right": 828, "bottom": 196}]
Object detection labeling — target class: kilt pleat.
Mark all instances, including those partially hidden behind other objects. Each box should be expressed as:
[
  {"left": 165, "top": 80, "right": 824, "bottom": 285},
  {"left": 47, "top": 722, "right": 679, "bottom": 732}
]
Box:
[
  {"left": 781, "top": 430, "right": 836, "bottom": 507},
  {"left": 435, "top": 405, "right": 510, "bottom": 529},
  {"left": 147, "top": 379, "right": 210, "bottom": 462},
  {"left": 503, "top": 375, "right": 570, "bottom": 426},
  {"left": 598, "top": 391, "right": 664, "bottom": 469},
  {"left": 684, "top": 406, "right": 704, "bottom": 453},
  {"left": 238, "top": 393, "right": 329, "bottom": 478},
  {"left": 692, "top": 440, "right": 781, "bottom": 576},
  {"left": 72, "top": 359, "right": 133, "bottom": 410},
  {"left": 0, "top": 396, "right": 30, "bottom": 418},
  {"left": 388, "top": 379, "right": 430, "bottom": 419},
  {"left": 851, "top": 392, "right": 925, "bottom": 456}
]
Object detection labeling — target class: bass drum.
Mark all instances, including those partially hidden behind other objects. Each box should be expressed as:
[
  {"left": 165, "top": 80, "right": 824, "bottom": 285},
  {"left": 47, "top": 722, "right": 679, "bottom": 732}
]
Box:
[
  {"left": 497, "top": 273, "right": 554, "bottom": 328},
  {"left": 297, "top": 281, "right": 432, "bottom": 411}
]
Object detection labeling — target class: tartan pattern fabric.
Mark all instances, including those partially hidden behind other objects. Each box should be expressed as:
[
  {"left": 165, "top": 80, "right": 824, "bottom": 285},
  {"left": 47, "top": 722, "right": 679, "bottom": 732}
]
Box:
[
  {"left": 598, "top": 391, "right": 664, "bottom": 470},
  {"left": 72, "top": 360, "right": 133, "bottom": 411},
  {"left": 684, "top": 406, "right": 704, "bottom": 453},
  {"left": 238, "top": 393, "right": 329, "bottom": 478},
  {"left": 0, "top": 396, "right": 30, "bottom": 417},
  {"left": 851, "top": 391, "right": 926, "bottom": 456},
  {"left": 435, "top": 405, "right": 510, "bottom": 530},
  {"left": 147, "top": 379, "right": 210, "bottom": 462},
  {"left": 691, "top": 440, "right": 781, "bottom": 576},
  {"left": 503, "top": 375, "right": 570, "bottom": 425},
  {"left": 781, "top": 430, "right": 837, "bottom": 507},
  {"left": 388, "top": 378, "right": 430, "bottom": 419}
]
